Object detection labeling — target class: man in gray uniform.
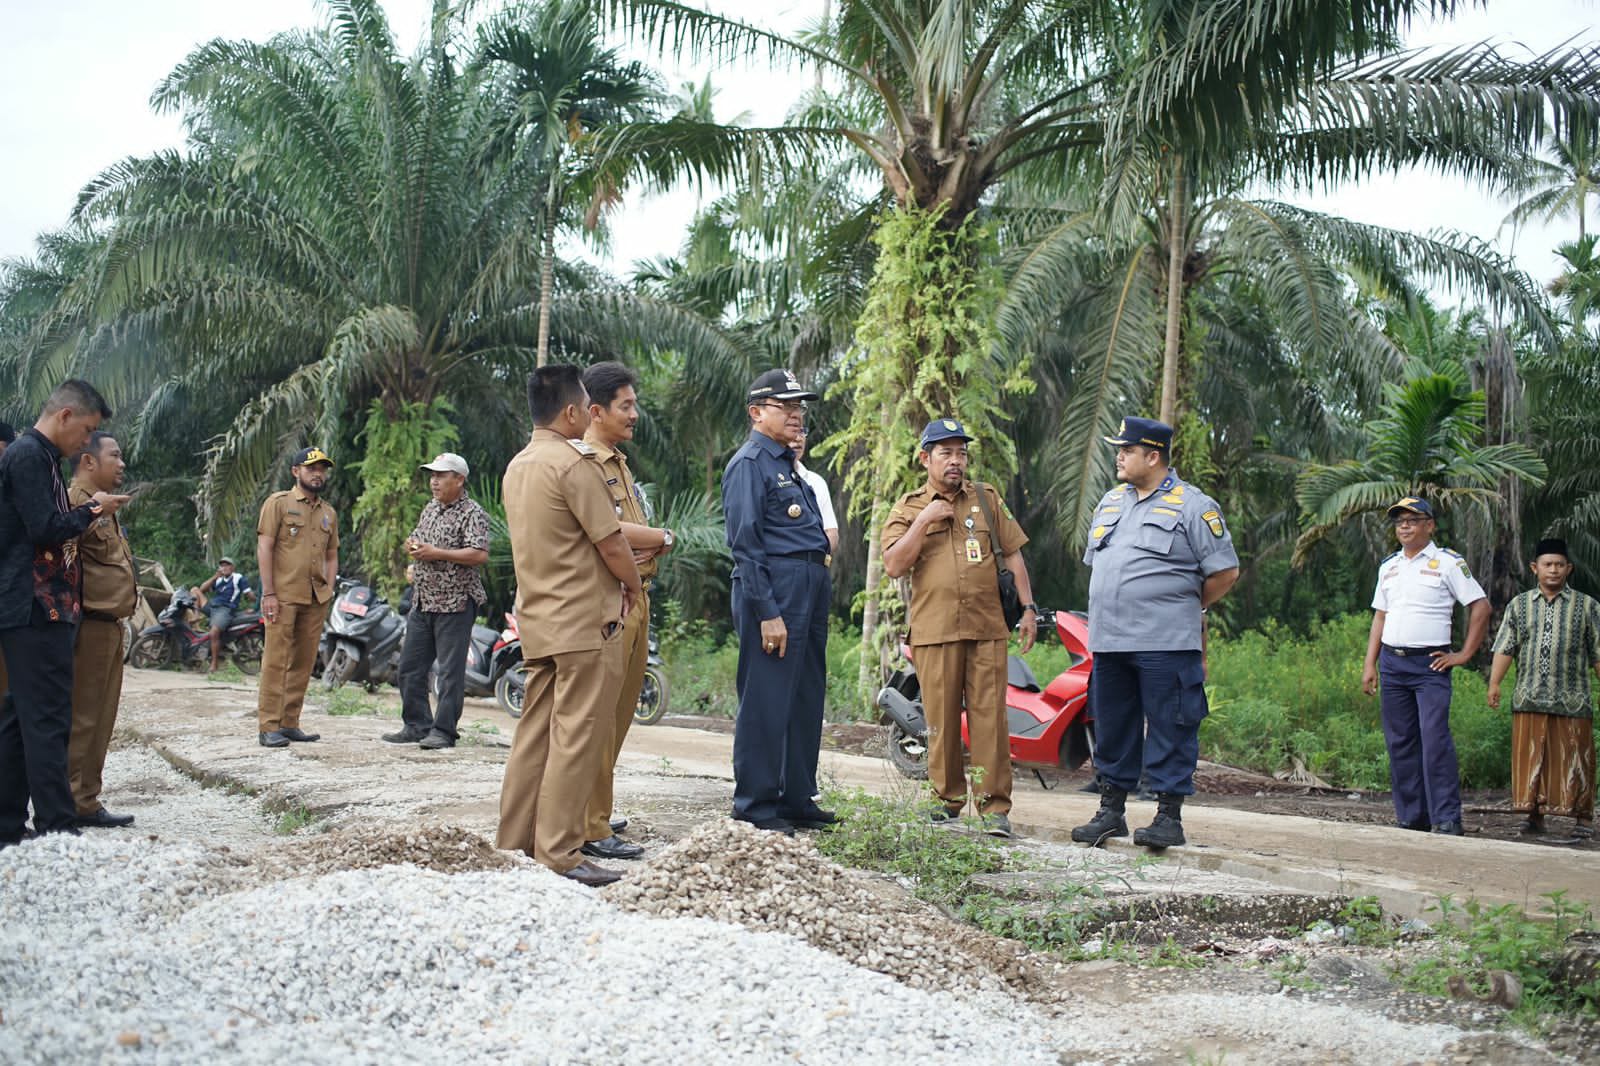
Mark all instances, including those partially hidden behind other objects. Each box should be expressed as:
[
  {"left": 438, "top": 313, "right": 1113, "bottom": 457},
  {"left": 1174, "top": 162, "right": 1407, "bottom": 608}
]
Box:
[{"left": 1072, "top": 417, "right": 1240, "bottom": 848}]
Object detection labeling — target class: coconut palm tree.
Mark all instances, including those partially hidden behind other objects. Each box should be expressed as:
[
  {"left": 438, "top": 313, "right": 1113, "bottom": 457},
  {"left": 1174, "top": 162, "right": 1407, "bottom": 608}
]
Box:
[{"left": 1502, "top": 126, "right": 1600, "bottom": 242}]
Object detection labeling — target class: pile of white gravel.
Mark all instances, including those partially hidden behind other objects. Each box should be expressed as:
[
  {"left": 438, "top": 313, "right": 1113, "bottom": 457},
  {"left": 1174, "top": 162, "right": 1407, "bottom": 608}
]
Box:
[{"left": 0, "top": 832, "right": 1057, "bottom": 1064}]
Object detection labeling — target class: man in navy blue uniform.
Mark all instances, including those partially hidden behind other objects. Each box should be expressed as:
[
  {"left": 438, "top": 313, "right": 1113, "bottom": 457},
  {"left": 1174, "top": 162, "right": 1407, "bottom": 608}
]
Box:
[
  {"left": 1073, "top": 416, "right": 1239, "bottom": 848},
  {"left": 722, "top": 369, "right": 837, "bottom": 835}
]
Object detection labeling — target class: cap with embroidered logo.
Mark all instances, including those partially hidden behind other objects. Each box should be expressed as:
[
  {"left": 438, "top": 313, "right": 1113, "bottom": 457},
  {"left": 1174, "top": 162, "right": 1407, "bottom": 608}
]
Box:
[
  {"left": 747, "top": 368, "right": 819, "bottom": 403},
  {"left": 1102, "top": 416, "right": 1173, "bottom": 452},
  {"left": 919, "top": 417, "right": 973, "bottom": 450},
  {"left": 1386, "top": 497, "right": 1434, "bottom": 520},
  {"left": 420, "top": 452, "right": 469, "bottom": 477},
  {"left": 292, "top": 446, "right": 334, "bottom": 468}
]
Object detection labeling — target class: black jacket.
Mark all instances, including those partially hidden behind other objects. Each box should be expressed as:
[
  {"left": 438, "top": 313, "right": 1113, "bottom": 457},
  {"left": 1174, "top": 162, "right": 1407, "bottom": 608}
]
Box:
[{"left": 0, "top": 429, "right": 96, "bottom": 628}]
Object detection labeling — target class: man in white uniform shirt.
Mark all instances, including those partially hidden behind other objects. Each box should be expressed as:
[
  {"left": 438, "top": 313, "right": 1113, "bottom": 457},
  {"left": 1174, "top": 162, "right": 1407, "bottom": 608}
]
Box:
[
  {"left": 1360, "top": 497, "right": 1490, "bottom": 835},
  {"left": 791, "top": 429, "right": 838, "bottom": 554}
]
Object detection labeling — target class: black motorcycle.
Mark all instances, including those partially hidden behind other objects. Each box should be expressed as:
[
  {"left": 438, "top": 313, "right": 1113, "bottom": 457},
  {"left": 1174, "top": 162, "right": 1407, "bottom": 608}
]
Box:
[
  {"left": 461, "top": 612, "right": 520, "bottom": 698},
  {"left": 496, "top": 628, "right": 668, "bottom": 723},
  {"left": 129, "top": 588, "right": 266, "bottom": 674},
  {"left": 320, "top": 580, "right": 407, "bottom": 690}
]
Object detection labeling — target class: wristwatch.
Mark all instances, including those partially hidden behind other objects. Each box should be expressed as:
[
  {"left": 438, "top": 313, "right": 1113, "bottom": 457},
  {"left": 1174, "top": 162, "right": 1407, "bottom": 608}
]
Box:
[
  {"left": 661, "top": 528, "right": 674, "bottom": 549},
  {"left": 1023, "top": 602, "right": 1038, "bottom": 613}
]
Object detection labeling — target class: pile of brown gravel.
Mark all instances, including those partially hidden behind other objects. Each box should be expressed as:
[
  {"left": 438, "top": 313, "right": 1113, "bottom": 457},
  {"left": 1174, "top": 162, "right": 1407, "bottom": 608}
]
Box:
[
  {"left": 608, "top": 818, "right": 1024, "bottom": 991},
  {"left": 264, "top": 824, "right": 519, "bottom": 878}
]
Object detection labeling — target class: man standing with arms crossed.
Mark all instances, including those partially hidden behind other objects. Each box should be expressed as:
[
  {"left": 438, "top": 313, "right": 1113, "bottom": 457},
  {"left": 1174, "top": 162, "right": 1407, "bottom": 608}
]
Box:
[
  {"left": 383, "top": 451, "right": 491, "bottom": 750},
  {"left": 0, "top": 381, "right": 126, "bottom": 846},
  {"left": 67, "top": 431, "right": 139, "bottom": 828},
  {"left": 579, "top": 361, "right": 673, "bottom": 862},
  {"left": 722, "top": 369, "right": 836, "bottom": 836},
  {"left": 1361, "top": 497, "right": 1489, "bottom": 835},
  {"left": 1073, "top": 417, "right": 1239, "bottom": 849},
  {"left": 882, "top": 419, "right": 1038, "bottom": 837},
  {"left": 498, "top": 365, "right": 642, "bottom": 887},
  {"left": 256, "top": 447, "right": 339, "bottom": 749}
]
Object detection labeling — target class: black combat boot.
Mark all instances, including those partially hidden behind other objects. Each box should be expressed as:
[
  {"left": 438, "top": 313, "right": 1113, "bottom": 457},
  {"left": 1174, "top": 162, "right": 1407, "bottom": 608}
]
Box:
[
  {"left": 1133, "top": 793, "right": 1186, "bottom": 848},
  {"left": 1071, "top": 780, "right": 1129, "bottom": 844}
]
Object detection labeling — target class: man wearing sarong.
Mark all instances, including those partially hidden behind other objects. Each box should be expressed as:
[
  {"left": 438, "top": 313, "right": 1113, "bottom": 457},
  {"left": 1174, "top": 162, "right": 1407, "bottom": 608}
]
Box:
[{"left": 1488, "top": 537, "right": 1600, "bottom": 840}]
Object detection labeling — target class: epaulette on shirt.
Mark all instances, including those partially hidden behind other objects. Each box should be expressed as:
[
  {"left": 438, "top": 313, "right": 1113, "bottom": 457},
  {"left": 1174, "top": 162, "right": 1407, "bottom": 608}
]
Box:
[
  {"left": 1380, "top": 550, "right": 1401, "bottom": 565},
  {"left": 1440, "top": 548, "right": 1464, "bottom": 559},
  {"left": 566, "top": 439, "right": 596, "bottom": 456}
]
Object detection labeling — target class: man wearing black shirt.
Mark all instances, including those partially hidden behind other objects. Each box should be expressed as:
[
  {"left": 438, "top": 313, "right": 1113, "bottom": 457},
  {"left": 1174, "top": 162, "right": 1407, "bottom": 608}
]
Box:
[{"left": 0, "top": 381, "right": 128, "bottom": 845}]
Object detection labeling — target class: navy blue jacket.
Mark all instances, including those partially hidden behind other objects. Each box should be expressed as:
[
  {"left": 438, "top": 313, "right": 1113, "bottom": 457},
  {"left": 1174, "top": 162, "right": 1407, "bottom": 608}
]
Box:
[
  {"left": 722, "top": 430, "right": 829, "bottom": 619},
  {"left": 0, "top": 429, "right": 96, "bottom": 627}
]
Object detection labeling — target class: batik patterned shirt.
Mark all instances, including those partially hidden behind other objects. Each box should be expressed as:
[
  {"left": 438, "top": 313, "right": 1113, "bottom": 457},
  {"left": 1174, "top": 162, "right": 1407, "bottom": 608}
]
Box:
[
  {"left": 1491, "top": 586, "right": 1600, "bottom": 719},
  {"left": 408, "top": 493, "right": 491, "bottom": 613}
]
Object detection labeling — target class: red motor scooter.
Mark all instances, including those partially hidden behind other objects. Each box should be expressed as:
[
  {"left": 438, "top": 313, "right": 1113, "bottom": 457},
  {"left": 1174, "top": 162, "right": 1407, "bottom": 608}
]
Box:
[{"left": 876, "top": 609, "right": 1095, "bottom": 781}]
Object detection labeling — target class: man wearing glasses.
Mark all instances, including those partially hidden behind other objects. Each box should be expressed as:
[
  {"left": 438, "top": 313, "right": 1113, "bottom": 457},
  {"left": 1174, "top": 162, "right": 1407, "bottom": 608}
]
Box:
[
  {"left": 1361, "top": 497, "right": 1490, "bottom": 835},
  {"left": 722, "top": 369, "right": 836, "bottom": 836}
]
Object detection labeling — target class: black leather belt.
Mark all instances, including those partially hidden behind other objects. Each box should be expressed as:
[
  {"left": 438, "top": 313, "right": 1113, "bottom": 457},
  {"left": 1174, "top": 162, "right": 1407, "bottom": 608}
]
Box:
[
  {"left": 778, "top": 550, "right": 831, "bottom": 567},
  {"left": 83, "top": 610, "right": 124, "bottom": 624},
  {"left": 1383, "top": 644, "right": 1450, "bottom": 657}
]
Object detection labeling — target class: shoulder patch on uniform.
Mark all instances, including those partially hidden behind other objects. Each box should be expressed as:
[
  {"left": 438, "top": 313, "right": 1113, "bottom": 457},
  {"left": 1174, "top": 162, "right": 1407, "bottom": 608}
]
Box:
[
  {"left": 1457, "top": 560, "right": 1472, "bottom": 578},
  {"left": 1202, "top": 509, "right": 1224, "bottom": 537},
  {"left": 567, "top": 439, "right": 595, "bottom": 456}
]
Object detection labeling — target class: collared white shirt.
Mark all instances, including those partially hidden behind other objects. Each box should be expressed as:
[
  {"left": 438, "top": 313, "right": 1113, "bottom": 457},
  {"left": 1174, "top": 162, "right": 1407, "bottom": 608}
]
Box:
[
  {"left": 794, "top": 461, "right": 838, "bottom": 533},
  {"left": 1371, "top": 541, "right": 1487, "bottom": 647}
]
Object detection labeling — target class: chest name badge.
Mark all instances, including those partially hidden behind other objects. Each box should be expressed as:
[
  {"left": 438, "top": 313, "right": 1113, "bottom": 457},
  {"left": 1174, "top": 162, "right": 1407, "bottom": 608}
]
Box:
[{"left": 787, "top": 503, "right": 802, "bottom": 518}]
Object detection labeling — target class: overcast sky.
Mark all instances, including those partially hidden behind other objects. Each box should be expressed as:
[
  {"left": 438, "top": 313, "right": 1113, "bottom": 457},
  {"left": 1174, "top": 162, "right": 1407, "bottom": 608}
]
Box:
[{"left": 1, "top": 0, "right": 1593, "bottom": 291}]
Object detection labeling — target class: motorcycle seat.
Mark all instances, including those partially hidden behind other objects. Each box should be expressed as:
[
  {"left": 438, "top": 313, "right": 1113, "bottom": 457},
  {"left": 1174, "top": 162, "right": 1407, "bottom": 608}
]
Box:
[{"left": 1007, "top": 655, "right": 1041, "bottom": 692}]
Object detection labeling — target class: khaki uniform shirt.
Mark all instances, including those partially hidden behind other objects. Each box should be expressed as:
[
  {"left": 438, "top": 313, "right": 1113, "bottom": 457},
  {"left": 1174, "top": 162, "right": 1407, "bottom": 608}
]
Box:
[
  {"left": 257, "top": 486, "right": 339, "bottom": 605},
  {"left": 504, "top": 428, "right": 623, "bottom": 657},
  {"left": 67, "top": 479, "right": 137, "bottom": 619},
  {"left": 883, "top": 480, "right": 1028, "bottom": 646},
  {"left": 584, "top": 431, "right": 658, "bottom": 581}
]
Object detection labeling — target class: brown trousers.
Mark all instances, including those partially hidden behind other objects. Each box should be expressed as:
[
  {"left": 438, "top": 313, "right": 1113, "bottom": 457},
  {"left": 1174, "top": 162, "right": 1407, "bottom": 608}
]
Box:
[
  {"left": 1512, "top": 712, "right": 1595, "bottom": 821},
  {"left": 585, "top": 590, "right": 650, "bottom": 841},
  {"left": 69, "top": 618, "right": 127, "bottom": 815},
  {"left": 497, "top": 638, "right": 624, "bottom": 872},
  {"left": 916, "top": 638, "right": 1012, "bottom": 816},
  {"left": 257, "top": 600, "right": 329, "bottom": 732}
]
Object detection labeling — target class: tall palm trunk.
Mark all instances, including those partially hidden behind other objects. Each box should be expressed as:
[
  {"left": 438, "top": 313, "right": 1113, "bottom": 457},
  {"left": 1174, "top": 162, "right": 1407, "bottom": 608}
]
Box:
[
  {"left": 1159, "top": 154, "right": 1186, "bottom": 426},
  {"left": 536, "top": 171, "right": 559, "bottom": 368}
]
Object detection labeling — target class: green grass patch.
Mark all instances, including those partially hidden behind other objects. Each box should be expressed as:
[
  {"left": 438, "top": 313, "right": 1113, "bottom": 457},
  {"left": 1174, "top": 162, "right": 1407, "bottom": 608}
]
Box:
[
  {"left": 274, "top": 805, "right": 315, "bottom": 835},
  {"left": 321, "top": 686, "right": 385, "bottom": 717}
]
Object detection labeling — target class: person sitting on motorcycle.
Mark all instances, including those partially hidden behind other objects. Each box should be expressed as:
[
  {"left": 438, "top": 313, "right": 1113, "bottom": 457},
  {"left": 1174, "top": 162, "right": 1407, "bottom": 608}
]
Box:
[{"left": 195, "top": 556, "right": 255, "bottom": 673}]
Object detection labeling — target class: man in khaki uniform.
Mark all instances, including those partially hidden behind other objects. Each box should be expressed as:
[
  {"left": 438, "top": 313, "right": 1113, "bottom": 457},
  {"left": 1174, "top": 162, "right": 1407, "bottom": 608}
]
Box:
[
  {"left": 882, "top": 418, "right": 1038, "bottom": 837},
  {"left": 578, "top": 361, "right": 674, "bottom": 862},
  {"left": 256, "top": 447, "right": 339, "bottom": 748},
  {"left": 67, "top": 432, "right": 139, "bottom": 827},
  {"left": 498, "top": 365, "right": 642, "bottom": 887}
]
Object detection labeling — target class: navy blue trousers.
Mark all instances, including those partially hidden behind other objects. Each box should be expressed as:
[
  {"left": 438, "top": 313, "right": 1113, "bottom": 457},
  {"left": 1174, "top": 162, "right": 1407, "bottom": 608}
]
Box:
[
  {"left": 1088, "top": 650, "right": 1208, "bottom": 796},
  {"left": 1378, "top": 647, "right": 1461, "bottom": 826},
  {"left": 0, "top": 604, "right": 80, "bottom": 841},
  {"left": 730, "top": 557, "right": 831, "bottom": 822}
]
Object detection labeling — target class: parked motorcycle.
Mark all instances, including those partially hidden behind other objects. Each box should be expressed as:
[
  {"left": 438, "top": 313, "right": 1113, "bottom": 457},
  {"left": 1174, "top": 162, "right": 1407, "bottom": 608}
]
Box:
[
  {"left": 320, "top": 580, "right": 407, "bottom": 690},
  {"left": 495, "top": 624, "right": 668, "bottom": 724},
  {"left": 128, "top": 587, "right": 266, "bottom": 674},
  {"left": 463, "top": 612, "right": 521, "bottom": 699},
  {"left": 875, "top": 609, "right": 1094, "bottom": 780}
]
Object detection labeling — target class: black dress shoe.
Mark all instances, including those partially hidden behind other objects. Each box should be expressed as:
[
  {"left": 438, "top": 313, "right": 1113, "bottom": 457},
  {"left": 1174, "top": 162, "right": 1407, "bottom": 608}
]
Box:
[
  {"left": 259, "top": 731, "right": 290, "bottom": 748},
  {"left": 419, "top": 731, "right": 456, "bottom": 750},
  {"left": 76, "top": 808, "right": 135, "bottom": 829},
  {"left": 609, "top": 816, "right": 629, "bottom": 834},
  {"left": 382, "top": 727, "right": 430, "bottom": 744},
  {"left": 581, "top": 835, "right": 644, "bottom": 860},
  {"left": 741, "top": 817, "right": 796, "bottom": 836},
  {"left": 1397, "top": 819, "right": 1430, "bottom": 832},
  {"left": 279, "top": 727, "right": 320, "bottom": 742},
  {"left": 561, "top": 860, "right": 623, "bottom": 887},
  {"left": 1431, "top": 820, "right": 1465, "bottom": 836},
  {"left": 780, "top": 807, "right": 839, "bottom": 830}
]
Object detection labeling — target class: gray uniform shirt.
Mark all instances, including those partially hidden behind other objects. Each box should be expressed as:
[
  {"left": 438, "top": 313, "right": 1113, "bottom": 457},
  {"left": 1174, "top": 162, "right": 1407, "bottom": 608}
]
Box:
[{"left": 1081, "top": 469, "right": 1239, "bottom": 652}]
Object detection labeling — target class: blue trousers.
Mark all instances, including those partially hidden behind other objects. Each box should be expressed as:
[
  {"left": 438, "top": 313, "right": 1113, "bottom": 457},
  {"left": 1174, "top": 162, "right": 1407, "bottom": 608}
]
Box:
[
  {"left": 1378, "top": 648, "right": 1461, "bottom": 826},
  {"left": 730, "top": 557, "right": 831, "bottom": 822},
  {"left": 1088, "top": 650, "right": 1208, "bottom": 796}
]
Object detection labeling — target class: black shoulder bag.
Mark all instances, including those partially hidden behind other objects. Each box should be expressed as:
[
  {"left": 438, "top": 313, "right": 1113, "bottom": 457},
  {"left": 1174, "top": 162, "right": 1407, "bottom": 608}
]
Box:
[{"left": 974, "top": 483, "right": 1025, "bottom": 630}]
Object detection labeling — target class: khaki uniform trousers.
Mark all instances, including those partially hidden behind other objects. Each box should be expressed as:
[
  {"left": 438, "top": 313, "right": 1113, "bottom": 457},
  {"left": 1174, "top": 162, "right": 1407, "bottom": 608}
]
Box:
[
  {"left": 257, "top": 600, "right": 330, "bottom": 732},
  {"left": 917, "top": 638, "right": 1012, "bottom": 816},
  {"left": 69, "top": 617, "right": 126, "bottom": 816},
  {"left": 497, "top": 637, "right": 624, "bottom": 873},
  {"left": 585, "top": 591, "right": 649, "bottom": 841}
]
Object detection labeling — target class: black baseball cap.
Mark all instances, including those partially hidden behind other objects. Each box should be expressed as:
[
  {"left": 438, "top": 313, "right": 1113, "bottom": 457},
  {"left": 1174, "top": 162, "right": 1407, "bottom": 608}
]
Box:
[
  {"left": 747, "top": 368, "right": 818, "bottom": 403},
  {"left": 292, "top": 446, "right": 334, "bottom": 468}
]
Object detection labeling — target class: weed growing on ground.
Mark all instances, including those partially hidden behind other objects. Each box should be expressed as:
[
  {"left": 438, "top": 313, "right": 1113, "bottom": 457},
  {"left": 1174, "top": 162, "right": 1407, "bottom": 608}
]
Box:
[
  {"left": 274, "top": 806, "right": 315, "bottom": 835},
  {"left": 323, "top": 687, "right": 380, "bottom": 717},
  {"left": 1406, "top": 892, "right": 1599, "bottom": 1022},
  {"left": 208, "top": 662, "right": 246, "bottom": 683},
  {"left": 1269, "top": 955, "right": 1320, "bottom": 992},
  {"left": 1337, "top": 895, "right": 1400, "bottom": 947}
]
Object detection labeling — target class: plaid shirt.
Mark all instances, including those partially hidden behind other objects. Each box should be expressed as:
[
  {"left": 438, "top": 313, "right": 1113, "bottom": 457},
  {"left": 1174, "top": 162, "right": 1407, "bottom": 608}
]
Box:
[{"left": 408, "top": 493, "right": 490, "bottom": 613}]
